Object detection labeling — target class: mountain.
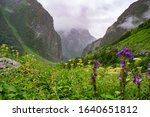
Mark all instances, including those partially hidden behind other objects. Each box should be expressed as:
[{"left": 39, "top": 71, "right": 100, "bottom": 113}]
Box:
[
  {"left": 0, "top": 0, "right": 62, "bottom": 61},
  {"left": 83, "top": 0, "right": 150, "bottom": 55},
  {"left": 58, "top": 28, "right": 96, "bottom": 58},
  {"left": 82, "top": 19, "right": 150, "bottom": 67}
]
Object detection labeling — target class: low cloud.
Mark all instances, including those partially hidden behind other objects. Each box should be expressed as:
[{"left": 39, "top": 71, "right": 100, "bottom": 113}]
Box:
[
  {"left": 37, "top": 0, "right": 137, "bottom": 38},
  {"left": 118, "top": 16, "right": 141, "bottom": 30},
  {"left": 143, "top": 1, "right": 150, "bottom": 19}
]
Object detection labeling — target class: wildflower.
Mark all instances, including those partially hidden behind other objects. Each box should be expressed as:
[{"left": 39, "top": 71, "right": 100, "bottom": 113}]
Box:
[
  {"left": 126, "top": 52, "right": 134, "bottom": 59},
  {"left": 132, "top": 74, "right": 142, "bottom": 87},
  {"left": 117, "top": 48, "right": 134, "bottom": 59},
  {"left": 118, "top": 74, "right": 121, "bottom": 78},
  {"left": 138, "top": 74, "right": 142, "bottom": 78},
  {"left": 121, "top": 60, "right": 126, "bottom": 68},
  {"left": 93, "top": 61, "right": 100, "bottom": 72},
  {"left": 90, "top": 61, "right": 100, "bottom": 95},
  {"left": 147, "top": 70, "right": 150, "bottom": 76},
  {"left": 91, "top": 75, "right": 96, "bottom": 81},
  {"left": 124, "top": 48, "right": 129, "bottom": 54},
  {"left": 148, "top": 63, "right": 150, "bottom": 67},
  {"left": 117, "top": 50, "right": 124, "bottom": 57},
  {"left": 94, "top": 61, "right": 100, "bottom": 68}
]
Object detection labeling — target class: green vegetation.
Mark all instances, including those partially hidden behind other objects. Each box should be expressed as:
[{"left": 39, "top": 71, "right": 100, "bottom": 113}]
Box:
[
  {"left": 82, "top": 20, "right": 150, "bottom": 69},
  {"left": 0, "top": 43, "right": 150, "bottom": 100},
  {"left": 0, "top": 19, "right": 150, "bottom": 100}
]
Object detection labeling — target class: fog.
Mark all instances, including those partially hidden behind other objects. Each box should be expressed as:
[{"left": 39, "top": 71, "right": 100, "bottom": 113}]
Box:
[{"left": 37, "top": 0, "right": 137, "bottom": 38}]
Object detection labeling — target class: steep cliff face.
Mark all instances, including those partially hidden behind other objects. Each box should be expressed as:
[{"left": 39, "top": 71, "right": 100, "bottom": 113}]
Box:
[
  {"left": 58, "top": 28, "right": 96, "bottom": 58},
  {"left": 0, "top": 0, "right": 62, "bottom": 60},
  {"left": 83, "top": 0, "right": 150, "bottom": 55}
]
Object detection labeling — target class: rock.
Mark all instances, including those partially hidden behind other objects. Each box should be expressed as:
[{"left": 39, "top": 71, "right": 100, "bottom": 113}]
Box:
[{"left": 0, "top": 58, "right": 20, "bottom": 70}]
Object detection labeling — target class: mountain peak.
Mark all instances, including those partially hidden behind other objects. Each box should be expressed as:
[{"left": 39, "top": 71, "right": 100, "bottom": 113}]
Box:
[{"left": 58, "top": 28, "right": 96, "bottom": 58}]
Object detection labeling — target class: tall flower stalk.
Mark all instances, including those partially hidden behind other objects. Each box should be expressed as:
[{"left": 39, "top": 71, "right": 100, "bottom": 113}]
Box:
[
  {"left": 132, "top": 74, "right": 142, "bottom": 98},
  {"left": 117, "top": 48, "right": 134, "bottom": 99},
  {"left": 91, "top": 61, "right": 100, "bottom": 95}
]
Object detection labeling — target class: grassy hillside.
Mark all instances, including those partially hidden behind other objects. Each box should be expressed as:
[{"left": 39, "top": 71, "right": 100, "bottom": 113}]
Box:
[
  {"left": 0, "top": 19, "right": 150, "bottom": 100},
  {"left": 0, "top": 44, "right": 150, "bottom": 100},
  {"left": 81, "top": 20, "right": 150, "bottom": 68}
]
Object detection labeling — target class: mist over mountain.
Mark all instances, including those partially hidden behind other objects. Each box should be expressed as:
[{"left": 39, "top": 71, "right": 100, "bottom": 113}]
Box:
[
  {"left": 0, "top": 0, "right": 62, "bottom": 61},
  {"left": 58, "top": 28, "right": 96, "bottom": 58},
  {"left": 83, "top": 0, "right": 150, "bottom": 55}
]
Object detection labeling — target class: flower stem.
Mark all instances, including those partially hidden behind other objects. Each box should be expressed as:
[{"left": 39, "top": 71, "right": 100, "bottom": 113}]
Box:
[
  {"left": 120, "top": 68, "right": 127, "bottom": 99},
  {"left": 93, "top": 79, "right": 97, "bottom": 96},
  {"left": 137, "top": 85, "right": 140, "bottom": 99}
]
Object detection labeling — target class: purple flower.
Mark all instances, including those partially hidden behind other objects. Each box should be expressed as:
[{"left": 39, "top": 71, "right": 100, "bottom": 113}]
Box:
[
  {"left": 117, "top": 51, "right": 123, "bottom": 57},
  {"left": 91, "top": 75, "right": 96, "bottom": 81},
  {"left": 132, "top": 74, "right": 142, "bottom": 87},
  {"left": 123, "top": 48, "right": 129, "bottom": 54},
  {"left": 148, "top": 63, "right": 150, "bottom": 67},
  {"left": 138, "top": 74, "right": 142, "bottom": 78},
  {"left": 94, "top": 61, "right": 100, "bottom": 68},
  {"left": 93, "top": 61, "right": 100, "bottom": 72},
  {"left": 118, "top": 74, "right": 121, "bottom": 79},
  {"left": 91, "top": 60, "right": 100, "bottom": 81},
  {"left": 147, "top": 70, "right": 150, "bottom": 76},
  {"left": 117, "top": 48, "right": 134, "bottom": 59},
  {"left": 121, "top": 60, "right": 126, "bottom": 68},
  {"left": 133, "top": 77, "right": 137, "bottom": 83},
  {"left": 126, "top": 52, "right": 134, "bottom": 59},
  {"left": 118, "top": 74, "right": 121, "bottom": 78}
]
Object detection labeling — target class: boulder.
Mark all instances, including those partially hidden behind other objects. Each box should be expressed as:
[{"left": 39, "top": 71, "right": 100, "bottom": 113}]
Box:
[{"left": 0, "top": 57, "right": 20, "bottom": 70}]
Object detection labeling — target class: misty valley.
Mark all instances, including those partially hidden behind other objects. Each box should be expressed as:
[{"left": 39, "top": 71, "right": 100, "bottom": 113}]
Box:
[{"left": 0, "top": 0, "right": 150, "bottom": 100}]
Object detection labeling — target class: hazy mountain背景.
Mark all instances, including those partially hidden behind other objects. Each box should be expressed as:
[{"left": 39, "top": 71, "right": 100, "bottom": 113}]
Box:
[
  {"left": 58, "top": 28, "right": 96, "bottom": 59},
  {"left": 83, "top": 0, "right": 150, "bottom": 55},
  {"left": 0, "top": 0, "right": 150, "bottom": 100},
  {"left": 0, "top": 0, "right": 62, "bottom": 61}
]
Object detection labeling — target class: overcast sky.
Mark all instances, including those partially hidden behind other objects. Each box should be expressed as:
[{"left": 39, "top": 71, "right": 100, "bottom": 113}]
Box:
[{"left": 37, "top": 0, "right": 138, "bottom": 38}]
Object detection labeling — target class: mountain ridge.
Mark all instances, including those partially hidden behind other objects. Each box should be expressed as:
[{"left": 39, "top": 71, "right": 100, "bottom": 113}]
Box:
[
  {"left": 83, "top": 0, "right": 150, "bottom": 55},
  {"left": 0, "top": 0, "right": 63, "bottom": 61}
]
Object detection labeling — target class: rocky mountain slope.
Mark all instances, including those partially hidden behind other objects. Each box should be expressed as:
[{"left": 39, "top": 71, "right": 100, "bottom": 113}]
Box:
[
  {"left": 83, "top": 0, "right": 150, "bottom": 55},
  {"left": 58, "top": 28, "right": 96, "bottom": 58},
  {"left": 82, "top": 19, "right": 150, "bottom": 67},
  {"left": 0, "top": 0, "right": 62, "bottom": 61}
]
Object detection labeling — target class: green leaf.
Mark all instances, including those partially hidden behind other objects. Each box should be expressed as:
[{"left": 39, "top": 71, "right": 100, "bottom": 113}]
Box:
[
  {"left": 101, "top": 94, "right": 116, "bottom": 100},
  {"left": 4, "top": 84, "right": 17, "bottom": 92}
]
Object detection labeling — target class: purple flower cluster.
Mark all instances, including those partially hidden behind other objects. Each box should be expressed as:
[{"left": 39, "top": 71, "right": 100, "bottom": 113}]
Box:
[
  {"left": 117, "top": 48, "right": 134, "bottom": 59},
  {"left": 133, "top": 74, "right": 142, "bottom": 87},
  {"left": 91, "top": 61, "right": 100, "bottom": 81},
  {"left": 147, "top": 71, "right": 150, "bottom": 76},
  {"left": 148, "top": 63, "right": 150, "bottom": 67}
]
